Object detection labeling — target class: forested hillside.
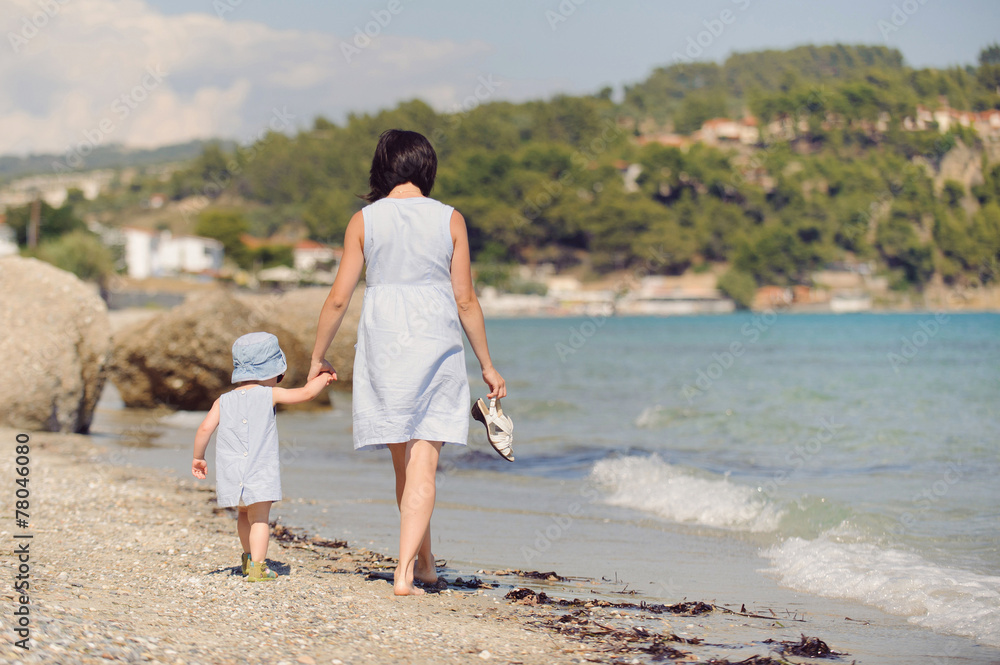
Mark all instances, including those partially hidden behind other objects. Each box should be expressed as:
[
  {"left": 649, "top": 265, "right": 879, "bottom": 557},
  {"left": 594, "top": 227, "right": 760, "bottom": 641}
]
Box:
[{"left": 21, "top": 43, "right": 999, "bottom": 304}]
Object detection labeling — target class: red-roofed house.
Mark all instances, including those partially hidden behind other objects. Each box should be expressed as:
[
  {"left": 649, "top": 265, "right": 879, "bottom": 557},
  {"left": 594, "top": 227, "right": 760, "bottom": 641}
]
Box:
[{"left": 293, "top": 240, "right": 341, "bottom": 272}]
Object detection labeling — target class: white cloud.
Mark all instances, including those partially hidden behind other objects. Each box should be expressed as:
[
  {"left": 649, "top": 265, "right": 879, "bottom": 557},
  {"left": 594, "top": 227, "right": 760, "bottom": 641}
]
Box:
[{"left": 0, "top": 0, "right": 497, "bottom": 157}]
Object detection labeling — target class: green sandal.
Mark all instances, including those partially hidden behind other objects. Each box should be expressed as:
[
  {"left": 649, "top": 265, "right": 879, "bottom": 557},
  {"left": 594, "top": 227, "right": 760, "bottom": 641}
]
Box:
[
  {"left": 247, "top": 560, "right": 277, "bottom": 582},
  {"left": 241, "top": 552, "right": 250, "bottom": 576}
]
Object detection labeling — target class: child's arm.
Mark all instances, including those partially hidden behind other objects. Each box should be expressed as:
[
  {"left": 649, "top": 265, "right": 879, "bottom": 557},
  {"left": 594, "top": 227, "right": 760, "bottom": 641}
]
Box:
[
  {"left": 192, "top": 399, "right": 221, "bottom": 479},
  {"left": 272, "top": 372, "right": 335, "bottom": 406}
]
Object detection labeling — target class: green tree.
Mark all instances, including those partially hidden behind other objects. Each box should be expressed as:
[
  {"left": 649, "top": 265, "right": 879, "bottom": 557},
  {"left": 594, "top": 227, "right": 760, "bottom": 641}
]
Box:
[
  {"left": 877, "top": 208, "right": 934, "bottom": 286},
  {"left": 252, "top": 244, "right": 294, "bottom": 270},
  {"left": 942, "top": 180, "right": 965, "bottom": 208},
  {"left": 196, "top": 209, "right": 251, "bottom": 268},
  {"left": 33, "top": 230, "right": 115, "bottom": 282},
  {"left": 674, "top": 92, "right": 727, "bottom": 134},
  {"left": 5, "top": 200, "right": 85, "bottom": 246},
  {"left": 717, "top": 268, "right": 757, "bottom": 309}
]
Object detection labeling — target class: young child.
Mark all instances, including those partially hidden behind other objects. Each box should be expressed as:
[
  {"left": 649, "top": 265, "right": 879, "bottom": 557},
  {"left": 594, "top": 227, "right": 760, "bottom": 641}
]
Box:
[{"left": 192, "top": 332, "right": 333, "bottom": 582}]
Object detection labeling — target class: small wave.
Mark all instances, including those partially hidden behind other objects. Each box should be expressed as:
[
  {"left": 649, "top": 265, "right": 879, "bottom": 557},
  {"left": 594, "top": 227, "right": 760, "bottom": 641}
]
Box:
[
  {"left": 633, "top": 405, "right": 700, "bottom": 429},
  {"left": 589, "top": 455, "right": 784, "bottom": 532},
  {"left": 764, "top": 525, "right": 1000, "bottom": 647}
]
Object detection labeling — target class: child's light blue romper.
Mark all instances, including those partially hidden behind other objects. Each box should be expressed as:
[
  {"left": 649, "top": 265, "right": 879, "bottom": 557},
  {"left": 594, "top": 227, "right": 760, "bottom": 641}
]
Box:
[
  {"left": 352, "top": 197, "right": 471, "bottom": 450},
  {"left": 215, "top": 386, "right": 282, "bottom": 507}
]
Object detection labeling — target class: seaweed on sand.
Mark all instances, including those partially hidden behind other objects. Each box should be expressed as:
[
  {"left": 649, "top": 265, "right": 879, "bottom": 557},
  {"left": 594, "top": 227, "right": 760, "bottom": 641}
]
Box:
[
  {"left": 268, "top": 522, "right": 348, "bottom": 548},
  {"left": 779, "top": 634, "right": 838, "bottom": 657},
  {"left": 505, "top": 587, "right": 713, "bottom": 616},
  {"left": 538, "top": 609, "right": 701, "bottom": 661}
]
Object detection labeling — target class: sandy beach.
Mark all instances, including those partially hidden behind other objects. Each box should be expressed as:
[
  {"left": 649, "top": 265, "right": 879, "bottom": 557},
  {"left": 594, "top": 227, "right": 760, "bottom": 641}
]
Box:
[{"left": 0, "top": 426, "right": 870, "bottom": 665}]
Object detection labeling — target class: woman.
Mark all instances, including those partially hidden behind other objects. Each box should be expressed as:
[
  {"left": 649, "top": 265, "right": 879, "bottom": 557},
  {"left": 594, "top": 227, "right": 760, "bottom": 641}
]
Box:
[{"left": 308, "top": 129, "right": 506, "bottom": 596}]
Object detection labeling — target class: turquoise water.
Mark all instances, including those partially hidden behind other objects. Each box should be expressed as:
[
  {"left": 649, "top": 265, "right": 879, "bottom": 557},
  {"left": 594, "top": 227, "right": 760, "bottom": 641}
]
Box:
[
  {"left": 93, "top": 312, "right": 1000, "bottom": 655},
  {"left": 480, "top": 313, "right": 1000, "bottom": 645}
]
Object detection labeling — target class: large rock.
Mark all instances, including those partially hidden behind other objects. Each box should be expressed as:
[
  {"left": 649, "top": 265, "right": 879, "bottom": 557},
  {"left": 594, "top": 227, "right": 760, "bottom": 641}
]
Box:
[
  {"left": 0, "top": 256, "right": 112, "bottom": 433},
  {"left": 235, "top": 286, "right": 363, "bottom": 391},
  {"left": 109, "top": 289, "right": 319, "bottom": 410}
]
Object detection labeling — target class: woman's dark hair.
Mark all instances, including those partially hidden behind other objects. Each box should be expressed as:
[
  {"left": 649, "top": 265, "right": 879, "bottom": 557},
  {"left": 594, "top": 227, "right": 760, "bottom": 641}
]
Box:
[{"left": 363, "top": 129, "right": 437, "bottom": 203}]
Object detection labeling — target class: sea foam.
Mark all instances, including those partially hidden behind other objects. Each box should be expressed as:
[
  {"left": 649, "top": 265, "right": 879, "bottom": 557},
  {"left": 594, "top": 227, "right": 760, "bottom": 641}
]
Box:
[
  {"left": 764, "top": 525, "right": 1000, "bottom": 647},
  {"left": 589, "top": 455, "right": 784, "bottom": 532}
]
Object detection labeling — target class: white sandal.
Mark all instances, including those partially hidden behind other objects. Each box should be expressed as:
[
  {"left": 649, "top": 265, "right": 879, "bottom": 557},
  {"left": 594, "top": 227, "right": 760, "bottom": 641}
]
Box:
[{"left": 471, "top": 397, "right": 514, "bottom": 462}]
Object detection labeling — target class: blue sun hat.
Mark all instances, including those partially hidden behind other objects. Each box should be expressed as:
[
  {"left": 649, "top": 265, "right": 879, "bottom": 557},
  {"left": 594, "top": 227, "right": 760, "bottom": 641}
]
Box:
[{"left": 231, "top": 332, "right": 287, "bottom": 383}]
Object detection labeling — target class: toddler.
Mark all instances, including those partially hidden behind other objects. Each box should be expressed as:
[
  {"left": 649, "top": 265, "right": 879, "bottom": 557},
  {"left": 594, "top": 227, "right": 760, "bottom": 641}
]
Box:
[{"left": 193, "top": 332, "right": 333, "bottom": 582}]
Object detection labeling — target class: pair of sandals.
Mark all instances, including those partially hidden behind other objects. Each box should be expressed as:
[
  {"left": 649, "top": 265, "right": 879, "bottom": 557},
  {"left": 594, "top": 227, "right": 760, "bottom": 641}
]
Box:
[{"left": 471, "top": 396, "right": 514, "bottom": 462}]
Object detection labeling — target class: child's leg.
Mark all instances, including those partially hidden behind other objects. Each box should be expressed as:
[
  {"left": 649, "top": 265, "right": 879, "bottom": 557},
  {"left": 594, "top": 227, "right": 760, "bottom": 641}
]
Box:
[
  {"left": 246, "top": 501, "right": 272, "bottom": 563},
  {"left": 391, "top": 444, "right": 438, "bottom": 585},
  {"left": 389, "top": 439, "right": 442, "bottom": 596},
  {"left": 237, "top": 506, "right": 251, "bottom": 554}
]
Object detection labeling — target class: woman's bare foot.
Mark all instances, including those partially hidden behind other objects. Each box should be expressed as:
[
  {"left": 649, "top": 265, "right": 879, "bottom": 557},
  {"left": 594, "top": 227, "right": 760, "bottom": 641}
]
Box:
[
  {"left": 393, "top": 570, "right": 425, "bottom": 596},
  {"left": 414, "top": 555, "right": 438, "bottom": 585}
]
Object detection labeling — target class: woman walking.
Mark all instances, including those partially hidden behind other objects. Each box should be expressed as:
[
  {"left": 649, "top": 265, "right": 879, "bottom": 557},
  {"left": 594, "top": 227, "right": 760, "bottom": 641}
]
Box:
[{"left": 308, "top": 129, "right": 506, "bottom": 596}]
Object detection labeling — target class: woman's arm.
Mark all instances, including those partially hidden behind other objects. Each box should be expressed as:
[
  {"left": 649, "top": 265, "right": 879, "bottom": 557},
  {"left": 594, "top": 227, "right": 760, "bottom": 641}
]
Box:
[
  {"left": 450, "top": 210, "right": 506, "bottom": 399},
  {"left": 308, "top": 211, "right": 366, "bottom": 381}
]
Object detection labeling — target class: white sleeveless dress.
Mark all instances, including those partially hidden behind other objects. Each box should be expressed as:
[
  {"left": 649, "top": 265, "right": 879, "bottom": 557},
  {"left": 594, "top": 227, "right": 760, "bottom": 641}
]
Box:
[
  {"left": 215, "top": 386, "right": 282, "bottom": 507},
  {"left": 352, "top": 197, "right": 470, "bottom": 450}
]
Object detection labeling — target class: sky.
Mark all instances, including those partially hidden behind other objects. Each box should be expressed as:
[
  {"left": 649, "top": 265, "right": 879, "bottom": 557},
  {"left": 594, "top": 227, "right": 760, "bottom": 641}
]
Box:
[{"left": 1, "top": 0, "right": 998, "bottom": 157}]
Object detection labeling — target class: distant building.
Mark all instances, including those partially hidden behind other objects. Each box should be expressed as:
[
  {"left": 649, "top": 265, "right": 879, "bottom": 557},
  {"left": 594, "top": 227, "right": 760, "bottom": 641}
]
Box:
[
  {"left": 0, "top": 217, "right": 17, "bottom": 256},
  {"left": 903, "top": 102, "right": 1000, "bottom": 138},
  {"left": 293, "top": 240, "right": 341, "bottom": 272},
  {"left": 0, "top": 171, "right": 115, "bottom": 210},
  {"left": 123, "top": 227, "right": 223, "bottom": 279},
  {"left": 618, "top": 275, "right": 734, "bottom": 315},
  {"left": 697, "top": 117, "right": 759, "bottom": 145}
]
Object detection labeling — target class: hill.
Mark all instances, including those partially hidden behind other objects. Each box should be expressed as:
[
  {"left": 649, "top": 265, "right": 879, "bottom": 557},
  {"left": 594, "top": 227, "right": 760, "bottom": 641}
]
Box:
[
  {"left": 0, "top": 139, "right": 236, "bottom": 183},
  {"left": 7, "top": 43, "right": 1000, "bottom": 306}
]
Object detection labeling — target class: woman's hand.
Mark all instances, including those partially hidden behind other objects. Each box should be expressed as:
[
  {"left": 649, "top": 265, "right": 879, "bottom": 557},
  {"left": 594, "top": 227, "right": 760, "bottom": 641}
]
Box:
[
  {"left": 192, "top": 458, "right": 207, "bottom": 479},
  {"left": 482, "top": 365, "right": 506, "bottom": 399},
  {"left": 308, "top": 358, "right": 337, "bottom": 382}
]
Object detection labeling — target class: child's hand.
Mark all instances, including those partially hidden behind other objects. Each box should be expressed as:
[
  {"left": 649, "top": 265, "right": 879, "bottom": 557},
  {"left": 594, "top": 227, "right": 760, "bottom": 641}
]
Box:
[
  {"left": 309, "top": 359, "right": 337, "bottom": 381},
  {"left": 192, "top": 458, "right": 207, "bottom": 479}
]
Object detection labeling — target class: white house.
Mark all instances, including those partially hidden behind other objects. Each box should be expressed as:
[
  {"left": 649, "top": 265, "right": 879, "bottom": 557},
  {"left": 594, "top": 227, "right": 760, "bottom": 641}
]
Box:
[
  {"left": 0, "top": 220, "right": 17, "bottom": 256},
  {"left": 293, "top": 240, "right": 341, "bottom": 272},
  {"left": 123, "top": 227, "right": 223, "bottom": 279}
]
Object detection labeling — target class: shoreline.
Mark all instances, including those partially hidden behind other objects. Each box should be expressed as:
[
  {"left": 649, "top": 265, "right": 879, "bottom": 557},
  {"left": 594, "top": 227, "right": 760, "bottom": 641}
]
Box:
[{"left": 2, "top": 427, "right": 880, "bottom": 665}]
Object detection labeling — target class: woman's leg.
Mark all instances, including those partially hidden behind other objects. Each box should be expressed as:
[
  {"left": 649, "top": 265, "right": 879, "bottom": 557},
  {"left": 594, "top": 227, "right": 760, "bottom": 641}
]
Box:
[
  {"left": 246, "top": 501, "right": 273, "bottom": 563},
  {"left": 390, "top": 443, "right": 438, "bottom": 585},
  {"left": 388, "top": 439, "right": 442, "bottom": 596},
  {"left": 237, "top": 506, "right": 251, "bottom": 554}
]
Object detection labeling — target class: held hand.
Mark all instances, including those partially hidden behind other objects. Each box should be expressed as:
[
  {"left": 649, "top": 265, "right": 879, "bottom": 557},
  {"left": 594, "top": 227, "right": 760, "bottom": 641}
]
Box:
[
  {"left": 311, "top": 370, "right": 336, "bottom": 387},
  {"left": 308, "top": 359, "right": 337, "bottom": 381},
  {"left": 482, "top": 365, "right": 506, "bottom": 399},
  {"left": 192, "top": 458, "right": 207, "bottom": 480}
]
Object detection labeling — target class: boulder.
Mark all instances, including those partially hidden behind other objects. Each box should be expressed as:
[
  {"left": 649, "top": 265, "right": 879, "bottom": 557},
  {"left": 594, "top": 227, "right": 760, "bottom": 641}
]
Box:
[
  {"left": 0, "top": 256, "right": 112, "bottom": 433},
  {"left": 109, "top": 289, "right": 319, "bottom": 410},
  {"left": 235, "top": 286, "right": 363, "bottom": 391}
]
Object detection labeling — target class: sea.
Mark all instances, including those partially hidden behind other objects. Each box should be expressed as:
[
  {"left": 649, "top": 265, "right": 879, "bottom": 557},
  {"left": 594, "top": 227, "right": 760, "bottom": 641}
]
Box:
[{"left": 91, "top": 312, "right": 1000, "bottom": 663}]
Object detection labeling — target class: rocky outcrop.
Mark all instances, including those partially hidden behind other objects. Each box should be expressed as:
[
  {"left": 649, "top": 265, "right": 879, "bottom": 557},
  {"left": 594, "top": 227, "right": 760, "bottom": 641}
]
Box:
[
  {"left": 235, "top": 286, "right": 363, "bottom": 391},
  {"left": 109, "top": 289, "right": 319, "bottom": 410},
  {"left": 0, "top": 256, "right": 112, "bottom": 433}
]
